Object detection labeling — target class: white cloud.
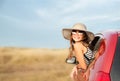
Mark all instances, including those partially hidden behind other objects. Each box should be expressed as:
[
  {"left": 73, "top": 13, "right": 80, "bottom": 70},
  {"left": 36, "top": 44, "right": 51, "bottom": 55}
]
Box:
[
  {"left": 60, "top": 0, "right": 87, "bottom": 14},
  {"left": 57, "top": 0, "right": 111, "bottom": 15},
  {"left": 36, "top": 9, "right": 50, "bottom": 18},
  {"left": 0, "top": 0, "right": 120, "bottom": 48},
  {"left": 3, "top": 0, "right": 117, "bottom": 30},
  {"left": 111, "top": 17, "right": 120, "bottom": 21},
  {"left": 81, "top": 15, "right": 109, "bottom": 21}
]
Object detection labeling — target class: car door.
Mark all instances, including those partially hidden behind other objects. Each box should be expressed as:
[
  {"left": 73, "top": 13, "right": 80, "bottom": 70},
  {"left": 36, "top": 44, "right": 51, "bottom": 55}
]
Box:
[
  {"left": 110, "top": 32, "right": 120, "bottom": 81},
  {"left": 89, "top": 31, "right": 118, "bottom": 81}
]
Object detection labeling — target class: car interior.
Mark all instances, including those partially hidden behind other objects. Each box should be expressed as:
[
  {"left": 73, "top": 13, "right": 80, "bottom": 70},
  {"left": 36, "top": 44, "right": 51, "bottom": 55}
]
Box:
[{"left": 89, "top": 35, "right": 103, "bottom": 55}]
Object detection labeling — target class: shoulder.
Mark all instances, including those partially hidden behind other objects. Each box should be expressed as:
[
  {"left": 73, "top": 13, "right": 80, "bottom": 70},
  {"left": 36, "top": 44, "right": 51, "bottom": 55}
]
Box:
[{"left": 73, "top": 42, "right": 84, "bottom": 50}]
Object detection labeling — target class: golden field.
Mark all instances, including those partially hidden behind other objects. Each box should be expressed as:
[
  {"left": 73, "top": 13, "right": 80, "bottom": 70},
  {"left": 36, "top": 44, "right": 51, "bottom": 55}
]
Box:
[{"left": 0, "top": 47, "right": 74, "bottom": 81}]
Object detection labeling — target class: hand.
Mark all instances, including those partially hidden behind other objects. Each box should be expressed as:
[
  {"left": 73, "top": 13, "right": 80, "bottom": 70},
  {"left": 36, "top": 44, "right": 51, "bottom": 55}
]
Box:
[
  {"left": 70, "top": 66, "right": 78, "bottom": 81},
  {"left": 83, "top": 69, "right": 90, "bottom": 81}
]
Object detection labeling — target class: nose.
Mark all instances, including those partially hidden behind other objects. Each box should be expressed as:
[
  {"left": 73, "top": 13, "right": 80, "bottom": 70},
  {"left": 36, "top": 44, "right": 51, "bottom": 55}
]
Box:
[{"left": 76, "top": 31, "right": 80, "bottom": 35}]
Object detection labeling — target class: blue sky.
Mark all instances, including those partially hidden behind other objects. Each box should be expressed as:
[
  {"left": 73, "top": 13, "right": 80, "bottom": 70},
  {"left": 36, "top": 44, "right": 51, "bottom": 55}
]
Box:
[{"left": 0, "top": 0, "right": 120, "bottom": 48}]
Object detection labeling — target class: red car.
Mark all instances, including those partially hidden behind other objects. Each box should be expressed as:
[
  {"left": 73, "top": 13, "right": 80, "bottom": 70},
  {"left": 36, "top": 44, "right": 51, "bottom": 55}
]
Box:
[{"left": 89, "top": 30, "right": 120, "bottom": 81}]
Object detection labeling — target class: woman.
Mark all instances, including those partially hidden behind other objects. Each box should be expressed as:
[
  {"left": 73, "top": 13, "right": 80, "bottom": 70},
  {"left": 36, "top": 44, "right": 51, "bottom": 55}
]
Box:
[{"left": 62, "top": 23, "right": 95, "bottom": 81}]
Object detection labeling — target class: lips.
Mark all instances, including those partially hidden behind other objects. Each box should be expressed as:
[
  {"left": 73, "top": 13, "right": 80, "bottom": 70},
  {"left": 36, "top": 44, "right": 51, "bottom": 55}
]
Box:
[{"left": 73, "top": 36, "right": 82, "bottom": 41}]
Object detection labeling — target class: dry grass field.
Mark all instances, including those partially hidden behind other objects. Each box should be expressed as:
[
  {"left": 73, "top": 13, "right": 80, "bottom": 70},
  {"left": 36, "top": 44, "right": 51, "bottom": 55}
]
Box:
[{"left": 0, "top": 47, "right": 74, "bottom": 81}]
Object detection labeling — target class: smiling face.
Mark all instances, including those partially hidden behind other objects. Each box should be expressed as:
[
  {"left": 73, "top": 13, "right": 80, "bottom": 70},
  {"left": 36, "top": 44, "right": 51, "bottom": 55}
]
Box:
[{"left": 71, "top": 30, "right": 84, "bottom": 42}]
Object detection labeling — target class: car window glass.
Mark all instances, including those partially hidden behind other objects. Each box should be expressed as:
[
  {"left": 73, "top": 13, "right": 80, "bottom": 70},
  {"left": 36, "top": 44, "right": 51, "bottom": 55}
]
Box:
[{"left": 111, "top": 37, "right": 120, "bottom": 81}]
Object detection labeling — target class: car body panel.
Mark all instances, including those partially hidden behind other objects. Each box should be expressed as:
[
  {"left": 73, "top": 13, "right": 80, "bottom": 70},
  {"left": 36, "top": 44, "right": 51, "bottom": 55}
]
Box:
[{"left": 89, "top": 30, "right": 119, "bottom": 81}]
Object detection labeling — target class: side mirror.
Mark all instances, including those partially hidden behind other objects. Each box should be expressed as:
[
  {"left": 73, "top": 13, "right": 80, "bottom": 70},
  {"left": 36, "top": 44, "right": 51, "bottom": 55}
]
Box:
[{"left": 66, "top": 56, "right": 76, "bottom": 64}]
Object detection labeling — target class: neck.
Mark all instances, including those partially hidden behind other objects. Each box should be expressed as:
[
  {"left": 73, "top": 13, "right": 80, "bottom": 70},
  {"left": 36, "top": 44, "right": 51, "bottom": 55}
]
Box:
[
  {"left": 74, "top": 41, "right": 88, "bottom": 47},
  {"left": 74, "top": 40, "right": 83, "bottom": 43}
]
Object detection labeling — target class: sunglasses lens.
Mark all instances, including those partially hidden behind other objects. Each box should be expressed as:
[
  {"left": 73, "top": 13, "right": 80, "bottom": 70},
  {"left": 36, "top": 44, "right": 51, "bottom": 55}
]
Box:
[
  {"left": 72, "top": 30, "right": 84, "bottom": 35},
  {"left": 72, "top": 30, "right": 77, "bottom": 32},
  {"left": 79, "top": 31, "right": 84, "bottom": 33}
]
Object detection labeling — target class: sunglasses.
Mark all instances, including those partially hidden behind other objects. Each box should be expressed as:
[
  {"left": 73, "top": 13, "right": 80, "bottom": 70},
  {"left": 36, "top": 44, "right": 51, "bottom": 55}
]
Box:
[{"left": 71, "top": 30, "right": 84, "bottom": 35}]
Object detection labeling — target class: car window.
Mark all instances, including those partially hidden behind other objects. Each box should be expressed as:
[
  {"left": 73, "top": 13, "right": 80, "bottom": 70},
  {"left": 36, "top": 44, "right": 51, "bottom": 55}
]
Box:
[
  {"left": 110, "top": 37, "right": 120, "bottom": 81},
  {"left": 89, "top": 36, "right": 103, "bottom": 53}
]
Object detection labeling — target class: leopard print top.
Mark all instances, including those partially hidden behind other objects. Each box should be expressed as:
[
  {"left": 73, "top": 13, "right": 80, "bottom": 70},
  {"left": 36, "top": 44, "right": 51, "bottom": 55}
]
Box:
[{"left": 84, "top": 47, "right": 94, "bottom": 65}]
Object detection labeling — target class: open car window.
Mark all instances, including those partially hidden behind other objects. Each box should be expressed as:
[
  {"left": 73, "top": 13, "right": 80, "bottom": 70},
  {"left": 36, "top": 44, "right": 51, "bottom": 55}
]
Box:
[{"left": 89, "top": 35, "right": 104, "bottom": 54}]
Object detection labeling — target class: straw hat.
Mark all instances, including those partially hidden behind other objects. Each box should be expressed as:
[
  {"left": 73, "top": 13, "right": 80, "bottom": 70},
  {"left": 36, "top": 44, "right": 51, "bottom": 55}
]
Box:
[{"left": 62, "top": 23, "right": 94, "bottom": 41}]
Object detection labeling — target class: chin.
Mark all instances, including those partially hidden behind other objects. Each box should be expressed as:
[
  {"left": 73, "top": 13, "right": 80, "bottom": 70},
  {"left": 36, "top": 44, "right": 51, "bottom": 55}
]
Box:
[{"left": 74, "top": 40, "right": 81, "bottom": 42}]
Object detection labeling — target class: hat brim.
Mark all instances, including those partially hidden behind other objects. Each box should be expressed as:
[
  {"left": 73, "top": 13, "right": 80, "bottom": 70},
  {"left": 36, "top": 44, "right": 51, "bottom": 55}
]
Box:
[{"left": 62, "top": 28, "right": 95, "bottom": 42}]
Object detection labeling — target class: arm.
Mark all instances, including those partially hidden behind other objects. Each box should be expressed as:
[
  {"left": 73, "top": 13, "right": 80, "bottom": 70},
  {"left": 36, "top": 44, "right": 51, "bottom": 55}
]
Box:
[
  {"left": 87, "top": 51, "right": 100, "bottom": 70},
  {"left": 83, "top": 40, "right": 105, "bottom": 80},
  {"left": 83, "top": 51, "right": 100, "bottom": 81},
  {"left": 87, "top": 39, "right": 105, "bottom": 70},
  {"left": 88, "top": 40, "right": 105, "bottom": 70},
  {"left": 74, "top": 43, "right": 87, "bottom": 70}
]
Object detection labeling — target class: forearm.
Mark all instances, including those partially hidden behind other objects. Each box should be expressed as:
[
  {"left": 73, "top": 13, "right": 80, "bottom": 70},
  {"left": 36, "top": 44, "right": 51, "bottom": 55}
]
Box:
[
  {"left": 76, "top": 55, "right": 87, "bottom": 69},
  {"left": 87, "top": 59, "right": 96, "bottom": 70},
  {"left": 87, "top": 51, "right": 100, "bottom": 70}
]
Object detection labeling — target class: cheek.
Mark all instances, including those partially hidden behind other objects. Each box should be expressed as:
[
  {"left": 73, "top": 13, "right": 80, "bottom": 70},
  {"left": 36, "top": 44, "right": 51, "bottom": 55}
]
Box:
[
  {"left": 78, "top": 35, "right": 83, "bottom": 39},
  {"left": 72, "top": 36, "right": 83, "bottom": 41},
  {"left": 81, "top": 35, "right": 85, "bottom": 39}
]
